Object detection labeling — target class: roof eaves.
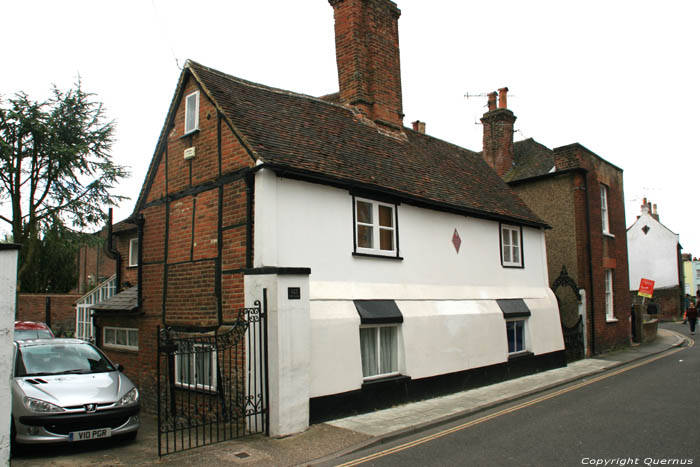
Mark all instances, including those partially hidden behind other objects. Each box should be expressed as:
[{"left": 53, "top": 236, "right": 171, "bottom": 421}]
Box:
[{"left": 259, "top": 162, "right": 550, "bottom": 229}]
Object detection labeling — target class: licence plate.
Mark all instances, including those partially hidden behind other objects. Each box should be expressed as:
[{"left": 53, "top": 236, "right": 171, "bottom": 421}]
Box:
[{"left": 68, "top": 428, "right": 112, "bottom": 441}]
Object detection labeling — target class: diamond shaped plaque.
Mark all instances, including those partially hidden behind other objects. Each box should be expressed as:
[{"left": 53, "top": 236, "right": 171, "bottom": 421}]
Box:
[{"left": 452, "top": 228, "right": 461, "bottom": 253}]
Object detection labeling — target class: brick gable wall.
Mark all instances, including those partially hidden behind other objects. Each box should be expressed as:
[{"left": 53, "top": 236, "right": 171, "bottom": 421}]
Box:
[
  {"left": 95, "top": 75, "right": 255, "bottom": 412},
  {"left": 554, "top": 145, "right": 631, "bottom": 354}
]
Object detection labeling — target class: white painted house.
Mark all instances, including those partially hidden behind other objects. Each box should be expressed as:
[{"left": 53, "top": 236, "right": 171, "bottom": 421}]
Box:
[
  {"left": 627, "top": 199, "right": 682, "bottom": 320},
  {"left": 119, "top": 0, "right": 567, "bottom": 439},
  {"left": 627, "top": 199, "right": 681, "bottom": 291}
]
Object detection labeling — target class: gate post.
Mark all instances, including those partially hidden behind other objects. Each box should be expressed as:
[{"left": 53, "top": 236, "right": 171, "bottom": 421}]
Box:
[
  {"left": 0, "top": 244, "right": 20, "bottom": 464},
  {"left": 244, "top": 267, "right": 311, "bottom": 437}
]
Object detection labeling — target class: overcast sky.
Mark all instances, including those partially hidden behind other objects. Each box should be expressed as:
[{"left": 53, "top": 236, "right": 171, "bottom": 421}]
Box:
[{"left": 3, "top": 1, "right": 699, "bottom": 255}]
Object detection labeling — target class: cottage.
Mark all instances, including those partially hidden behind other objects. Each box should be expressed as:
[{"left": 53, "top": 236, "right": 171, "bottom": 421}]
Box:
[
  {"left": 627, "top": 199, "right": 682, "bottom": 320},
  {"left": 93, "top": 0, "right": 565, "bottom": 439},
  {"left": 479, "top": 92, "right": 632, "bottom": 356}
]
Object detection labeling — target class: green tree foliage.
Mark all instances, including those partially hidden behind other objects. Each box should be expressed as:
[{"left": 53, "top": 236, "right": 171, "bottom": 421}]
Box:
[
  {"left": 19, "top": 220, "right": 96, "bottom": 293},
  {"left": 0, "top": 81, "right": 129, "bottom": 291}
]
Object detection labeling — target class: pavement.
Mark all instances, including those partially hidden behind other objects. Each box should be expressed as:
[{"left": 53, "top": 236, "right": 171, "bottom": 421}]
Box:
[{"left": 10, "top": 325, "right": 690, "bottom": 467}]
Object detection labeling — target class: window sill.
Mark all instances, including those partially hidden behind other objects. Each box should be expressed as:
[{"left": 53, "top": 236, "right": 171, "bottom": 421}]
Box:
[
  {"left": 507, "top": 351, "right": 534, "bottom": 362},
  {"left": 103, "top": 345, "right": 139, "bottom": 354},
  {"left": 502, "top": 264, "right": 524, "bottom": 269},
  {"left": 606, "top": 317, "right": 619, "bottom": 323},
  {"left": 603, "top": 232, "right": 615, "bottom": 238},
  {"left": 179, "top": 129, "right": 200, "bottom": 139},
  {"left": 361, "top": 374, "right": 410, "bottom": 388},
  {"left": 353, "top": 252, "right": 403, "bottom": 261}
]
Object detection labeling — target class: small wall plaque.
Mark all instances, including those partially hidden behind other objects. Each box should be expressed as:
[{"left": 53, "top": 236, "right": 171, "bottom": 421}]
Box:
[
  {"left": 287, "top": 287, "right": 301, "bottom": 300},
  {"left": 184, "top": 147, "right": 196, "bottom": 160}
]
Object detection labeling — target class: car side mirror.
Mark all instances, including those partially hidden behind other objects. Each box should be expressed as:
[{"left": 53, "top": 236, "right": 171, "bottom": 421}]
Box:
[{"left": 116, "top": 364, "right": 125, "bottom": 372}]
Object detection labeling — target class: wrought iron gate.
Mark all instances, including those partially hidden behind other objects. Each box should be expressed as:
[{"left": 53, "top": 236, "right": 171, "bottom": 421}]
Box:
[
  {"left": 157, "top": 299, "right": 268, "bottom": 456},
  {"left": 552, "top": 265, "right": 585, "bottom": 362}
]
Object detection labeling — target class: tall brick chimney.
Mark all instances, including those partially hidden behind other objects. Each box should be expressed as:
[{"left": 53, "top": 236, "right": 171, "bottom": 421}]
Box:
[
  {"left": 481, "top": 87, "right": 516, "bottom": 177},
  {"left": 329, "top": 0, "right": 404, "bottom": 130}
]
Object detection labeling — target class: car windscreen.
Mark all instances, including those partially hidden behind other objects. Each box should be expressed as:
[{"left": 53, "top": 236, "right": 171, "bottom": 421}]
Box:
[
  {"left": 15, "top": 343, "right": 115, "bottom": 377},
  {"left": 14, "top": 329, "right": 54, "bottom": 340}
]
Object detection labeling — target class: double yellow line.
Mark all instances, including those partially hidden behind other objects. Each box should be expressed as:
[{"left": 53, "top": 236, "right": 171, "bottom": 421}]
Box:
[{"left": 335, "top": 339, "right": 692, "bottom": 467}]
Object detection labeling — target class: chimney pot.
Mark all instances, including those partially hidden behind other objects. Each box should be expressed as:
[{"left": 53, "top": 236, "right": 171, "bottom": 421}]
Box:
[
  {"left": 412, "top": 120, "right": 426, "bottom": 134},
  {"left": 498, "top": 87, "right": 509, "bottom": 109},
  {"left": 487, "top": 92, "right": 498, "bottom": 111}
]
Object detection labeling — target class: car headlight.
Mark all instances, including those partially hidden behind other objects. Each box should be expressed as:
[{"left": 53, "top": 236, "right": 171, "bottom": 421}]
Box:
[
  {"left": 23, "top": 397, "right": 65, "bottom": 413},
  {"left": 116, "top": 388, "right": 139, "bottom": 407}
]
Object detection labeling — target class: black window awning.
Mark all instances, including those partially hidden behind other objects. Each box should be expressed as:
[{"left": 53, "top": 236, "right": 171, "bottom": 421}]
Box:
[
  {"left": 354, "top": 300, "right": 403, "bottom": 324},
  {"left": 497, "top": 299, "right": 531, "bottom": 318}
]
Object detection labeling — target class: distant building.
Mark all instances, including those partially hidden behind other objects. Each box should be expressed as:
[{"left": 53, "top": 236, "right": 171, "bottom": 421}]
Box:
[
  {"left": 627, "top": 199, "right": 682, "bottom": 320},
  {"left": 480, "top": 92, "right": 632, "bottom": 356}
]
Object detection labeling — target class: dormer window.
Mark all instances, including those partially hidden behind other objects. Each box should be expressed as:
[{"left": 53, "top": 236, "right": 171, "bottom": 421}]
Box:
[{"left": 184, "top": 91, "right": 199, "bottom": 134}]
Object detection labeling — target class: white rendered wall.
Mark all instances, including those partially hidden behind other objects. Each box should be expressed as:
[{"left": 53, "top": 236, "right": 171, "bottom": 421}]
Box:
[
  {"left": 627, "top": 213, "right": 680, "bottom": 290},
  {"left": 0, "top": 247, "right": 19, "bottom": 464},
  {"left": 255, "top": 170, "right": 564, "bottom": 399},
  {"left": 245, "top": 272, "right": 310, "bottom": 437}
]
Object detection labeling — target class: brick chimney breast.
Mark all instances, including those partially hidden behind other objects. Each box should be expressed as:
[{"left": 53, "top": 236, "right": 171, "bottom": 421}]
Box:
[
  {"left": 481, "top": 88, "right": 516, "bottom": 177},
  {"left": 329, "top": 0, "right": 404, "bottom": 130}
]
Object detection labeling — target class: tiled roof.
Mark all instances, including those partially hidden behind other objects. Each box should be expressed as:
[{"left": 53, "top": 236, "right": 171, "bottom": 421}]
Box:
[
  {"left": 91, "top": 286, "right": 138, "bottom": 312},
  {"left": 145, "top": 61, "right": 547, "bottom": 227},
  {"left": 504, "top": 138, "right": 556, "bottom": 183}
]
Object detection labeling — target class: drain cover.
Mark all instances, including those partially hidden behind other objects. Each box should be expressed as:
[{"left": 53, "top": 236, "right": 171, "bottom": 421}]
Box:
[{"left": 235, "top": 452, "right": 251, "bottom": 459}]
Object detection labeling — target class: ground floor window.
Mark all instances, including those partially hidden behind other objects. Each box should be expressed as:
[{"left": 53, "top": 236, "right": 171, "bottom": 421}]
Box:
[
  {"left": 360, "top": 325, "right": 399, "bottom": 380},
  {"left": 175, "top": 343, "right": 217, "bottom": 391},
  {"left": 605, "top": 269, "right": 615, "bottom": 321},
  {"left": 506, "top": 319, "right": 526, "bottom": 354},
  {"left": 103, "top": 326, "right": 139, "bottom": 350}
]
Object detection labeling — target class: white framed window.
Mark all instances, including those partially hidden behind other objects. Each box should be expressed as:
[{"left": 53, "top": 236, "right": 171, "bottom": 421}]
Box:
[
  {"left": 500, "top": 224, "right": 522, "bottom": 267},
  {"left": 601, "top": 184, "right": 610, "bottom": 234},
  {"left": 506, "top": 319, "right": 526, "bottom": 354},
  {"left": 175, "top": 343, "right": 217, "bottom": 392},
  {"left": 103, "top": 326, "right": 139, "bottom": 350},
  {"left": 354, "top": 197, "right": 397, "bottom": 257},
  {"left": 359, "top": 325, "right": 399, "bottom": 380},
  {"left": 184, "top": 91, "right": 200, "bottom": 134},
  {"left": 604, "top": 269, "right": 615, "bottom": 321},
  {"left": 129, "top": 238, "right": 139, "bottom": 267}
]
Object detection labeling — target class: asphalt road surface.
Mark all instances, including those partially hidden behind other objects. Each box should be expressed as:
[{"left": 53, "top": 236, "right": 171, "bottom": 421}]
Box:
[{"left": 329, "top": 323, "right": 700, "bottom": 467}]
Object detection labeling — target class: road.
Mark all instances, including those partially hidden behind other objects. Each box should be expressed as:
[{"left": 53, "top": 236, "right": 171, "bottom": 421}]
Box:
[{"left": 328, "top": 323, "right": 700, "bottom": 467}]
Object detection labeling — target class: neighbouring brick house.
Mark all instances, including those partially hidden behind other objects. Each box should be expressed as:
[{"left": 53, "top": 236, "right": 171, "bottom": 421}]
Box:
[
  {"left": 92, "top": 0, "right": 567, "bottom": 436},
  {"left": 627, "top": 199, "right": 683, "bottom": 321},
  {"left": 480, "top": 90, "right": 631, "bottom": 355}
]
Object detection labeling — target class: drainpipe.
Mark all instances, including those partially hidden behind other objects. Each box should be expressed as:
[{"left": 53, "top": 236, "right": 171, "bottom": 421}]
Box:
[
  {"left": 103, "top": 208, "right": 122, "bottom": 293},
  {"left": 136, "top": 214, "right": 145, "bottom": 309}
]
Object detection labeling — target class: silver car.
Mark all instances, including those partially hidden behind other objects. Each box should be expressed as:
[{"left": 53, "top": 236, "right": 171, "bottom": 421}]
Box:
[{"left": 12, "top": 338, "right": 139, "bottom": 447}]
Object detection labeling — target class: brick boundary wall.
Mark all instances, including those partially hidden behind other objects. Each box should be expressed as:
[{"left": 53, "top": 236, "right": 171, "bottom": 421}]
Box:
[{"left": 17, "top": 294, "right": 81, "bottom": 336}]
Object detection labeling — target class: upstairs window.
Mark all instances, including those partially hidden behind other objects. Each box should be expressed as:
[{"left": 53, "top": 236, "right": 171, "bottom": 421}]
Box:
[
  {"left": 184, "top": 91, "right": 199, "bottom": 134},
  {"left": 354, "top": 197, "right": 398, "bottom": 257},
  {"left": 500, "top": 224, "right": 523, "bottom": 268},
  {"left": 129, "top": 238, "right": 139, "bottom": 267},
  {"left": 601, "top": 184, "right": 611, "bottom": 234}
]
